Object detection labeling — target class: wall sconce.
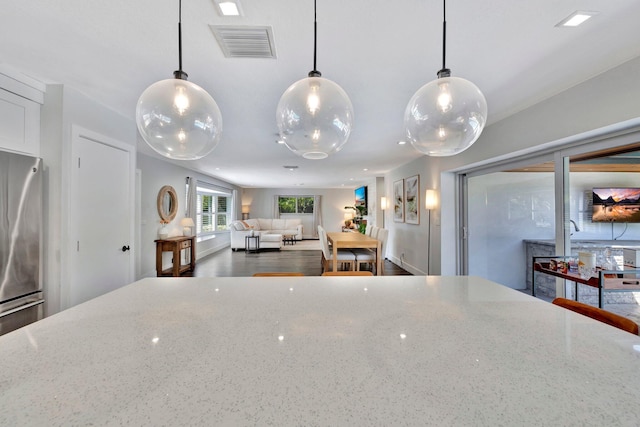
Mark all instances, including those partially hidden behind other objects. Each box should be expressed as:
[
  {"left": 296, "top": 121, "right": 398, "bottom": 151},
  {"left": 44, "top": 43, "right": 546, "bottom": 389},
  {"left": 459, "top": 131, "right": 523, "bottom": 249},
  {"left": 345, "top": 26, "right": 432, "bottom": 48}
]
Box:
[
  {"left": 242, "top": 204, "right": 250, "bottom": 220},
  {"left": 425, "top": 189, "right": 438, "bottom": 275},
  {"left": 380, "top": 196, "right": 388, "bottom": 228},
  {"left": 180, "top": 217, "right": 195, "bottom": 236}
]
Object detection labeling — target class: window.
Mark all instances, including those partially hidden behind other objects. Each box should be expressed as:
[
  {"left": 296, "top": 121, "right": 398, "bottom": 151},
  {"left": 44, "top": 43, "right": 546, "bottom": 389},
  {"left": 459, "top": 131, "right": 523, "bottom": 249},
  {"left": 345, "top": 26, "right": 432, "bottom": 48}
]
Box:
[
  {"left": 196, "top": 186, "right": 232, "bottom": 235},
  {"left": 278, "top": 196, "right": 314, "bottom": 214}
]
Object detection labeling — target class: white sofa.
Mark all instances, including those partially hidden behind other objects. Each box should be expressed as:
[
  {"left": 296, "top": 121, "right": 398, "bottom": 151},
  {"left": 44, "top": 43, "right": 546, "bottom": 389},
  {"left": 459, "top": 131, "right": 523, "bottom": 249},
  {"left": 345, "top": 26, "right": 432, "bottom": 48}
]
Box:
[{"left": 230, "top": 218, "right": 303, "bottom": 250}]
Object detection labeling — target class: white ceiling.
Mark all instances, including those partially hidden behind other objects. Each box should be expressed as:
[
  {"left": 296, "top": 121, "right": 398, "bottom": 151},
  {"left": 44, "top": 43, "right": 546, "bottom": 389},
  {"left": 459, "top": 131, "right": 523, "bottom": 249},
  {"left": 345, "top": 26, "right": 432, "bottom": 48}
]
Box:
[{"left": 2, "top": 0, "right": 640, "bottom": 188}]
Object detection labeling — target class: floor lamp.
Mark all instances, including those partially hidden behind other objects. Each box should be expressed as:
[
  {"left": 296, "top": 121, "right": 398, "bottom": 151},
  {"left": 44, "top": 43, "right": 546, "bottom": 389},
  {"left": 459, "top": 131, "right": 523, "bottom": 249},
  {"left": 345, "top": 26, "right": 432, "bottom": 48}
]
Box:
[
  {"left": 425, "top": 190, "right": 438, "bottom": 275},
  {"left": 380, "top": 196, "right": 388, "bottom": 229}
]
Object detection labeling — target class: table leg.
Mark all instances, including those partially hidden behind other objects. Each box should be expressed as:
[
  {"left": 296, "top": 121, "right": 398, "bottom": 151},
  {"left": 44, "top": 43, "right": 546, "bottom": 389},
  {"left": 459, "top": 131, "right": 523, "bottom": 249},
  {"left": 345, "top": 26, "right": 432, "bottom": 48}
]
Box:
[
  {"left": 332, "top": 244, "right": 338, "bottom": 272},
  {"left": 173, "top": 247, "right": 180, "bottom": 277},
  {"left": 375, "top": 241, "right": 382, "bottom": 276},
  {"left": 190, "top": 238, "right": 196, "bottom": 271},
  {"left": 156, "top": 244, "right": 163, "bottom": 277}
]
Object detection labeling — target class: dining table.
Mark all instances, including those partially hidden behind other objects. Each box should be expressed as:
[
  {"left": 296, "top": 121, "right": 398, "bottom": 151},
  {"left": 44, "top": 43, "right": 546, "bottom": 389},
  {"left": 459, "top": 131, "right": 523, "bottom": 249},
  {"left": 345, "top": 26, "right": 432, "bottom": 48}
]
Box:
[
  {"left": 2, "top": 275, "right": 640, "bottom": 425},
  {"left": 327, "top": 231, "right": 382, "bottom": 274}
]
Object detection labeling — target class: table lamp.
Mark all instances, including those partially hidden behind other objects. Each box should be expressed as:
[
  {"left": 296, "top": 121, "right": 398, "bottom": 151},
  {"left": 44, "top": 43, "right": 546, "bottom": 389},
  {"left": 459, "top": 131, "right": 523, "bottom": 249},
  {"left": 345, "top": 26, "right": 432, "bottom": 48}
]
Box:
[
  {"left": 181, "top": 217, "right": 195, "bottom": 236},
  {"left": 344, "top": 213, "right": 353, "bottom": 228}
]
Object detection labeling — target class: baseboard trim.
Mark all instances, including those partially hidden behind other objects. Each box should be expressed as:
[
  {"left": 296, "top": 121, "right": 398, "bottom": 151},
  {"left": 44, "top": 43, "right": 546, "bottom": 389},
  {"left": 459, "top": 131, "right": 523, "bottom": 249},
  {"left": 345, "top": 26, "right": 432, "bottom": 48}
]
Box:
[
  {"left": 388, "top": 255, "right": 426, "bottom": 276},
  {"left": 198, "top": 243, "right": 230, "bottom": 259}
]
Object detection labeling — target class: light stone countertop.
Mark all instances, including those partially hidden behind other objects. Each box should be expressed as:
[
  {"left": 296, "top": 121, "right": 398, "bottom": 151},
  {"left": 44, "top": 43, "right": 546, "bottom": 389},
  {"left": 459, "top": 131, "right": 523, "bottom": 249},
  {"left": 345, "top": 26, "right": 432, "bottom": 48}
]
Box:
[{"left": 2, "top": 275, "right": 640, "bottom": 426}]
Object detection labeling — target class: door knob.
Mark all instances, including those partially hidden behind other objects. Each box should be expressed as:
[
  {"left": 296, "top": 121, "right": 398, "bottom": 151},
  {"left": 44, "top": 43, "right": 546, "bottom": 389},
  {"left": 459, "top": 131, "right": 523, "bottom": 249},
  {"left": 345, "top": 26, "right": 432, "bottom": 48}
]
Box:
[{"left": 121, "top": 245, "right": 130, "bottom": 252}]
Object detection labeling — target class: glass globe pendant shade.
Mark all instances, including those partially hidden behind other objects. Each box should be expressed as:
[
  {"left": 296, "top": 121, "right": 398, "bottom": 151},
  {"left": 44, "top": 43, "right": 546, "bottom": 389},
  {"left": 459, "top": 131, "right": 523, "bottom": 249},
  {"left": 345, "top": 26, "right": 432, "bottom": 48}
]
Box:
[
  {"left": 136, "top": 78, "right": 223, "bottom": 160},
  {"left": 404, "top": 76, "right": 487, "bottom": 157},
  {"left": 276, "top": 76, "right": 354, "bottom": 160}
]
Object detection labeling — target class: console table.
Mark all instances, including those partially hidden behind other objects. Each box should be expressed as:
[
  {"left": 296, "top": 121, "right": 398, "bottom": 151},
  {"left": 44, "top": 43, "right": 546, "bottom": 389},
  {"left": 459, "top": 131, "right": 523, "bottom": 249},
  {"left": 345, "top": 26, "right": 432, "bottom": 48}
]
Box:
[
  {"left": 155, "top": 236, "right": 196, "bottom": 277},
  {"left": 533, "top": 255, "right": 640, "bottom": 307}
]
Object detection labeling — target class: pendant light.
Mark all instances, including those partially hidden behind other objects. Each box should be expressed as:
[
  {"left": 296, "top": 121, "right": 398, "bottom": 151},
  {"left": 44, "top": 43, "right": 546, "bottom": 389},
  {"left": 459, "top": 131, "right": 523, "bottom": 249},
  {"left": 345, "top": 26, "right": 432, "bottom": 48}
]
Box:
[
  {"left": 404, "top": 0, "right": 487, "bottom": 157},
  {"left": 136, "top": 0, "right": 222, "bottom": 160},
  {"left": 275, "top": 0, "right": 353, "bottom": 160}
]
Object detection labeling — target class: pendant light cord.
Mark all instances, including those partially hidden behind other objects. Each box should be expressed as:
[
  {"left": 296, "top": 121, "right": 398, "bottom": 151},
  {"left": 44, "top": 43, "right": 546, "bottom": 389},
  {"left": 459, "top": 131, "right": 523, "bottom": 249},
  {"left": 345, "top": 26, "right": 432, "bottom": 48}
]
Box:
[
  {"left": 437, "top": 0, "right": 451, "bottom": 78},
  {"left": 174, "top": 0, "right": 188, "bottom": 80},
  {"left": 308, "top": 0, "right": 321, "bottom": 77}
]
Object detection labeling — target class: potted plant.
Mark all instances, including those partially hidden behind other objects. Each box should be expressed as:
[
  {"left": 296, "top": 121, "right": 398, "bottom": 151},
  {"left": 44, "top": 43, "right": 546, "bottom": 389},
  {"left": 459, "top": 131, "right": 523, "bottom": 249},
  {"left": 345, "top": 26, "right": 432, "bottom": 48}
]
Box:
[{"left": 344, "top": 205, "right": 367, "bottom": 220}]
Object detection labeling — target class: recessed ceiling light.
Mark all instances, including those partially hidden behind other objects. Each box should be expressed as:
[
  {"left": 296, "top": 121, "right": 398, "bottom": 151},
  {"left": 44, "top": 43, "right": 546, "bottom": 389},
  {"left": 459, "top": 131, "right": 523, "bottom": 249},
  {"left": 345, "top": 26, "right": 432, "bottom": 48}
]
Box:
[
  {"left": 363, "top": 168, "right": 368, "bottom": 172},
  {"left": 556, "top": 11, "right": 598, "bottom": 27},
  {"left": 215, "top": 1, "right": 242, "bottom": 16},
  {"left": 397, "top": 140, "right": 407, "bottom": 145}
]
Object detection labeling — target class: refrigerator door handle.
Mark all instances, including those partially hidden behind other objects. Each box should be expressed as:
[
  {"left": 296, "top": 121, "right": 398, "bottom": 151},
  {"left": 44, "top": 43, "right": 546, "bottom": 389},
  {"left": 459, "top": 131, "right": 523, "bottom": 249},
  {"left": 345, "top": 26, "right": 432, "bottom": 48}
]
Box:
[{"left": 0, "top": 300, "right": 45, "bottom": 319}]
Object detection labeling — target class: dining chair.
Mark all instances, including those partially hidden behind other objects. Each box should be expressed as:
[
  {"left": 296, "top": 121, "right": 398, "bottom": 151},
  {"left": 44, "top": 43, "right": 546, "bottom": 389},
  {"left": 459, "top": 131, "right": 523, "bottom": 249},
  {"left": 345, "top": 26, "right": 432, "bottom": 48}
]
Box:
[
  {"left": 365, "top": 224, "right": 373, "bottom": 236},
  {"left": 552, "top": 297, "right": 639, "bottom": 335},
  {"left": 321, "top": 271, "right": 373, "bottom": 276},
  {"left": 319, "top": 228, "right": 355, "bottom": 273},
  {"left": 353, "top": 228, "right": 388, "bottom": 275},
  {"left": 252, "top": 272, "right": 305, "bottom": 277}
]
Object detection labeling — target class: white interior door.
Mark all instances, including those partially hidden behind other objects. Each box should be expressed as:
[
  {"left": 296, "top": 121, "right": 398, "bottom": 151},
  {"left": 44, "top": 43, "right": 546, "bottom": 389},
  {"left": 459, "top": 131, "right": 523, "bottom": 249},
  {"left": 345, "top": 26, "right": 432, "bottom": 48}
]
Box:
[{"left": 68, "top": 127, "right": 134, "bottom": 308}]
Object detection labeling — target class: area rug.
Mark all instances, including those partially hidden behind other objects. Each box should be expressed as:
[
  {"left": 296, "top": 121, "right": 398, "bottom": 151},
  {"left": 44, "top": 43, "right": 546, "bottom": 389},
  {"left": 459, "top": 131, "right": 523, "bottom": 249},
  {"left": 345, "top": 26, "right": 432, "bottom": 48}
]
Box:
[{"left": 281, "top": 239, "right": 321, "bottom": 251}]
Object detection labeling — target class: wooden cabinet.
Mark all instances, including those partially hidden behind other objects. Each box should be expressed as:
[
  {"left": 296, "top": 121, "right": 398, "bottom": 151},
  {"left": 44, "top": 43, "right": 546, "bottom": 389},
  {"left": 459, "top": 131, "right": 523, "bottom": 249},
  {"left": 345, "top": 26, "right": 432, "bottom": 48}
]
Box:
[
  {"left": 155, "top": 236, "right": 196, "bottom": 277},
  {"left": 0, "top": 72, "right": 43, "bottom": 156}
]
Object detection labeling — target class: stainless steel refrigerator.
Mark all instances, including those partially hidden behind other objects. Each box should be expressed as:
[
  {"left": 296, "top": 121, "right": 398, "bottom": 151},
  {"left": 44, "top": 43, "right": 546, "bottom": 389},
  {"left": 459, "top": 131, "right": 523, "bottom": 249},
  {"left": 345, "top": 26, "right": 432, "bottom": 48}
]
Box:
[{"left": 0, "top": 150, "right": 44, "bottom": 336}]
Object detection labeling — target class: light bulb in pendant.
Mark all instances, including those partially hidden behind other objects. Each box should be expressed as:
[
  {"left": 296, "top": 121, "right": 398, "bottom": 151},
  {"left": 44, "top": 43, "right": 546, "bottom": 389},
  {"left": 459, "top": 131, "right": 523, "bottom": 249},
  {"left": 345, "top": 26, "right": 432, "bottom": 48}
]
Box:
[
  {"left": 307, "top": 88, "right": 320, "bottom": 115},
  {"left": 438, "top": 126, "right": 446, "bottom": 139},
  {"left": 174, "top": 87, "right": 190, "bottom": 114},
  {"left": 437, "top": 84, "right": 452, "bottom": 113}
]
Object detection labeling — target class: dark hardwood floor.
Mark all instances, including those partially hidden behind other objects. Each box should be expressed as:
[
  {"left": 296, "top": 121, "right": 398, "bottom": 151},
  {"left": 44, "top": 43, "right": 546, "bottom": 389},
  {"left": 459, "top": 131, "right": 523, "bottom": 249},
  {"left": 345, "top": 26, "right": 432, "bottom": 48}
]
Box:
[{"left": 189, "top": 245, "right": 411, "bottom": 277}]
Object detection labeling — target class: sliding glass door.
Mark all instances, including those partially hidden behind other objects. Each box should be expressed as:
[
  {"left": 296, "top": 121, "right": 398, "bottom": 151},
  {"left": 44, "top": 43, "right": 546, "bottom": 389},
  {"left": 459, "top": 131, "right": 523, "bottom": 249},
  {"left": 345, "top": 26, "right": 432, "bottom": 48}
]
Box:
[{"left": 459, "top": 136, "right": 640, "bottom": 302}]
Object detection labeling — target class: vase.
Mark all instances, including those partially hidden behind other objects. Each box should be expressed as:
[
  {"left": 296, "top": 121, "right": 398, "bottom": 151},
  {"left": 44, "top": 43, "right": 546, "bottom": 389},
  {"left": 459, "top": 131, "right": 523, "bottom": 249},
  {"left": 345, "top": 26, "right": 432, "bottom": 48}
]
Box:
[{"left": 158, "top": 224, "right": 169, "bottom": 240}]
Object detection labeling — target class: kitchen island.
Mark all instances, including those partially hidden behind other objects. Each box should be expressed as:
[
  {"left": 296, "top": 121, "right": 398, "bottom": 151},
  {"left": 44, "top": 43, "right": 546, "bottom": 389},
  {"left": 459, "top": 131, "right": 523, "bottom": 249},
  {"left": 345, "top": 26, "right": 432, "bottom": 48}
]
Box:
[{"left": 2, "top": 275, "right": 640, "bottom": 425}]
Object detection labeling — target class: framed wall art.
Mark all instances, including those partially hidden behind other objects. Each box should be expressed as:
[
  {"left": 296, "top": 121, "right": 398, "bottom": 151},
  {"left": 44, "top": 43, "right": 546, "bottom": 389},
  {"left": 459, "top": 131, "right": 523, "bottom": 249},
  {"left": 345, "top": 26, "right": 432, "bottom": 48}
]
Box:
[
  {"left": 405, "top": 175, "right": 420, "bottom": 225},
  {"left": 393, "top": 179, "right": 404, "bottom": 223}
]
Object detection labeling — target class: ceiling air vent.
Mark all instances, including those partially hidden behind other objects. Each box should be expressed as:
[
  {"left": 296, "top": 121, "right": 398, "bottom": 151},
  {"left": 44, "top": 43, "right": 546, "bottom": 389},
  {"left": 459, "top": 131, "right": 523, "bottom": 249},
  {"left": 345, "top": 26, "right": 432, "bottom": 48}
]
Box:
[{"left": 209, "top": 25, "right": 276, "bottom": 59}]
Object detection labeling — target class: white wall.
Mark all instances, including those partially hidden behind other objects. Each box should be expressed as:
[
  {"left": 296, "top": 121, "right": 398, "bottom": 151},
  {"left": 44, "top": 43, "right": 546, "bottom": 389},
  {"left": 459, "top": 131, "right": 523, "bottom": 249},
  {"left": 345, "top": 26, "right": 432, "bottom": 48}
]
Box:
[
  {"left": 137, "top": 153, "right": 241, "bottom": 278},
  {"left": 385, "top": 162, "right": 435, "bottom": 275},
  {"left": 467, "top": 172, "right": 556, "bottom": 288},
  {"left": 243, "top": 187, "right": 361, "bottom": 235},
  {"left": 40, "top": 85, "right": 137, "bottom": 315}
]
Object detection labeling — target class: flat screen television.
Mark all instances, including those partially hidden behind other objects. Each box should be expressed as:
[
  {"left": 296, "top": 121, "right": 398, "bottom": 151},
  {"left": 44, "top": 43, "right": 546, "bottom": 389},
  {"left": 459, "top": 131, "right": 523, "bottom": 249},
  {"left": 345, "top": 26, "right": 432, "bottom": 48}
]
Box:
[
  {"left": 355, "top": 186, "right": 368, "bottom": 212},
  {"left": 592, "top": 187, "right": 640, "bottom": 223}
]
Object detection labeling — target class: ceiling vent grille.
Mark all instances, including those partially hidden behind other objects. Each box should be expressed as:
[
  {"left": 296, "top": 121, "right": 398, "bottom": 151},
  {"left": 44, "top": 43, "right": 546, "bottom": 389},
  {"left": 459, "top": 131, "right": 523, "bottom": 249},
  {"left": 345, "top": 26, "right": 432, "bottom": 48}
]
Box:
[{"left": 209, "top": 25, "right": 276, "bottom": 58}]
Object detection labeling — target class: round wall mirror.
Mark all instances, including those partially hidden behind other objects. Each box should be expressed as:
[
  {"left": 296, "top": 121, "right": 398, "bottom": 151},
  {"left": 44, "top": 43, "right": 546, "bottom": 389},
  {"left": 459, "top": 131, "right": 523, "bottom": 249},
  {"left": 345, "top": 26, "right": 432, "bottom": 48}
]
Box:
[{"left": 157, "top": 185, "right": 178, "bottom": 223}]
